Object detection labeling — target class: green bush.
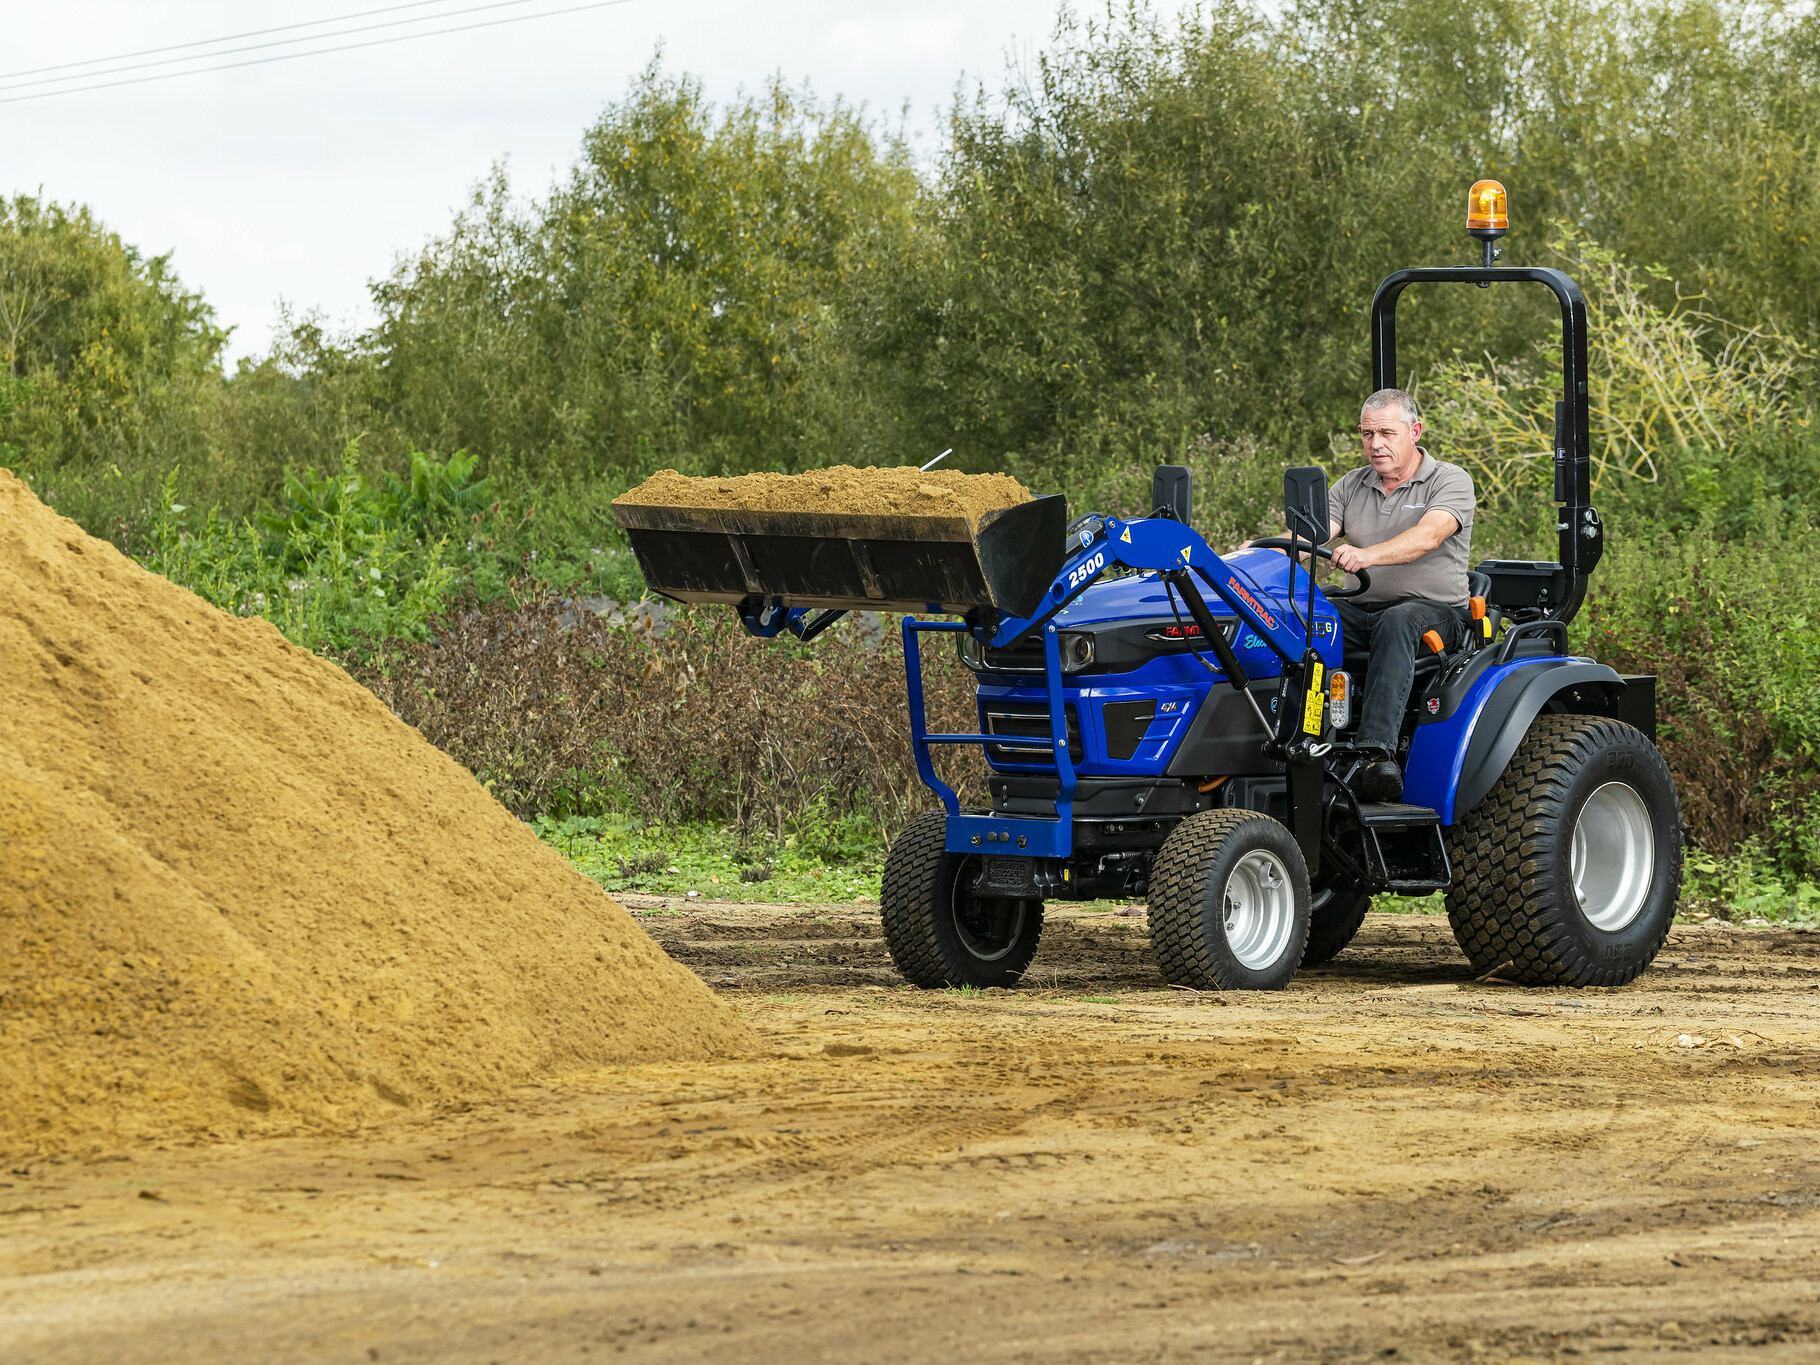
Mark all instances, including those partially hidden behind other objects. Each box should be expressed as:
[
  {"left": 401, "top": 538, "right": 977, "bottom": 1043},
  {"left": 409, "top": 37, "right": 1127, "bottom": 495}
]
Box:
[
  {"left": 142, "top": 441, "right": 496, "bottom": 654},
  {"left": 1580, "top": 512, "right": 1820, "bottom": 880},
  {"left": 0, "top": 197, "right": 224, "bottom": 473},
  {"left": 355, "top": 66, "right": 918, "bottom": 487},
  {"left": 344, "top": 591, "right": 983, "bottom": 833}
]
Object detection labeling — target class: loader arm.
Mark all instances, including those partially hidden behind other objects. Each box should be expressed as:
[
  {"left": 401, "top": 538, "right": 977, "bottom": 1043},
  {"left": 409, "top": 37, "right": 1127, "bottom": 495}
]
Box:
[{"left": 983, "top": 516, "right": 1312, "bottom": 669}]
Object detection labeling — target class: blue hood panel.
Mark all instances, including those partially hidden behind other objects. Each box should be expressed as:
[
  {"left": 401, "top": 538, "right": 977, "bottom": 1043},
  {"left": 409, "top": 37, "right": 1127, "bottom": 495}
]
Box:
[
  {"left": 1050, "top": 549, "right": 1341, "bottom": 670},
  {"left": 1052, "top": 549, "right": 1325, "bottom": 626}
]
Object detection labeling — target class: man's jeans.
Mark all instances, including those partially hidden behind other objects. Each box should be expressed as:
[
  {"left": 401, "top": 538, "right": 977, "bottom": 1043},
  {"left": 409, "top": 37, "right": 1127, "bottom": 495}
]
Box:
[{"left": 1332, "top": 597, "right": 1465, "bottom": 754}]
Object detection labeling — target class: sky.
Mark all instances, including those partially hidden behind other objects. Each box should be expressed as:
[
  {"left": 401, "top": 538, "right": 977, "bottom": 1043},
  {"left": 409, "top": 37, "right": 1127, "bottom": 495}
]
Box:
[{"left": 0, "top": 1, "right": 1173, "bottom": 364}]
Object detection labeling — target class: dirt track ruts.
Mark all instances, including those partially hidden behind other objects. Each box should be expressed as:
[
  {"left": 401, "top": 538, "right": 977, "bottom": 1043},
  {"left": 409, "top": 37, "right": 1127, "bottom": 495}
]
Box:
[{"left": 6, "top": 907, "right": 1820, "bottom": 1363}]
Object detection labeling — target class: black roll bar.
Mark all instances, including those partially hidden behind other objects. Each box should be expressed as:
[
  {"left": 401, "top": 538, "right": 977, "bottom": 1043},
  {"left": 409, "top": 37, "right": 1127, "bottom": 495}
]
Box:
[{"left": 1369, "top": 265, "right": 1603, "bottom": 626}]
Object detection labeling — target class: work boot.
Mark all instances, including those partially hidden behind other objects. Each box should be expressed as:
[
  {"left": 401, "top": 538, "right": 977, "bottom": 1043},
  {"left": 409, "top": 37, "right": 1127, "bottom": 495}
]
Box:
[{"left": 1354, "top": 754, "right": 1404, "bottom": 803}]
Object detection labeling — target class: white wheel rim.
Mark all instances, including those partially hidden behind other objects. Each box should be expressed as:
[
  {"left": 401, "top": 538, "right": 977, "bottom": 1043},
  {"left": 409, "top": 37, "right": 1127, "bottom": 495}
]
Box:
[
  {"left": 1222, "top": 849, "right": 1297, "bottom": 970},
  {"left": 1571, "top": 781, "right": 1655, "bottom": 932}
]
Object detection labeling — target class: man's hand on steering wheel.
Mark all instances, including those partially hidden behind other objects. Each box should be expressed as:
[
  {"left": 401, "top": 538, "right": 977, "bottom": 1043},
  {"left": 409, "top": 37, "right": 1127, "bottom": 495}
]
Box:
[{"left": 1330, "top": 542, "right": 1376, "bottom": 575}]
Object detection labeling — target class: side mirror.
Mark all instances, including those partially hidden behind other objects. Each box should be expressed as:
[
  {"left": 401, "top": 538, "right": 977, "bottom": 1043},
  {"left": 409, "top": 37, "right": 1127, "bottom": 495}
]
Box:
[
  {"left": 1152, "top": 465, "right": 1192, "bottom": 524},
  {"left": 1283, "top": 467, "right": 1329, "bottom": 545}
]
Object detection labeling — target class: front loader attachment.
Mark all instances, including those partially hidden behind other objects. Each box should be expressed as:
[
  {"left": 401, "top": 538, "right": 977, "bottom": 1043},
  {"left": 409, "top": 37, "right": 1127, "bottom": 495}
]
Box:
[{"left": 613, "top": 495, "right": 1069, "bottom": 618}]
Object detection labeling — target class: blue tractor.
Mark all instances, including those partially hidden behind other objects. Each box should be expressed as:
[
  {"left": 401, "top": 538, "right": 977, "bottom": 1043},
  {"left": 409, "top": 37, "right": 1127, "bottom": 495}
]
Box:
[{"left": 616, "top": 197, "right": 1683, "bottom": 991}]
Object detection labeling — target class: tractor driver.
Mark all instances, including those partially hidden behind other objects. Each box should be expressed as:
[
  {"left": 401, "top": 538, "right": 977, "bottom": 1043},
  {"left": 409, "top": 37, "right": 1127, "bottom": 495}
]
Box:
[{"left": 1326, "top": 388, "right": 1476, "bottom": 803}]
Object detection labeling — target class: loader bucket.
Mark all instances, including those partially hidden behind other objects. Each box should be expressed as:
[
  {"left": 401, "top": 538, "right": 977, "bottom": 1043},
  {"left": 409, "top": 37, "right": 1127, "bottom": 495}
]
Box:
[{"left": 614, "top": 495, "right": 1069, "bottom": 618}]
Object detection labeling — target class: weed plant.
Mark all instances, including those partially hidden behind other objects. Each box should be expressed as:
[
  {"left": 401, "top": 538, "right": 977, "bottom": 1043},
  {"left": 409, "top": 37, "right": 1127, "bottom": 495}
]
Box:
[
  {"left": 1681, "top": 847, "right": 1820, "bottom": 925},
  {"left": 141, "top": 442, "right": 530, "bottom": 654}
]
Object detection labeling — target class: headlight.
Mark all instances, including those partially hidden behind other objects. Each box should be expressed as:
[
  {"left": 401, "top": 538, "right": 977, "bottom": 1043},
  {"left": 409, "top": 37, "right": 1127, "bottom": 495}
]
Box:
[
  {"left": 955, "top": 632, "right": 985, "bottom": 669},
  {"left": 1059, "top": 631, "right": 1095, "bottom": 673}
]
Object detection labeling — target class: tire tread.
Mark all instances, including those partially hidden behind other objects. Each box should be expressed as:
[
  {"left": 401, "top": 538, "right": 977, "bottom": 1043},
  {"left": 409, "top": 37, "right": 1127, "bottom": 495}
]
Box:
[
  {"left": 879, "top": 812, "right": 954, "bottom": 987},
  {"left": 1445, "top": 713, "right": 1680, "bottom": 987},
  {"left": 1150, "top": 809, "right": 1308, "bottom": 989},
  {"left": 1303, "top": 891, "right": 1371, "bottom": 968}
]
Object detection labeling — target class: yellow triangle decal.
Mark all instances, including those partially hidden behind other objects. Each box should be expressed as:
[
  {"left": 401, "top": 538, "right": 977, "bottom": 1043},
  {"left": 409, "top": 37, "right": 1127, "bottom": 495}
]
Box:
[{"left": 1120, "top": 527, "right": 1132, "bottom": 543}]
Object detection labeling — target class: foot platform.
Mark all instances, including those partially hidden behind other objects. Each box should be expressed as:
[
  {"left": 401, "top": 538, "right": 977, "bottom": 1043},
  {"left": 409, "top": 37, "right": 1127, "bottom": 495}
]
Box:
[{"left": 1331, "top": 801, "right": 1451, "bottom": 894}]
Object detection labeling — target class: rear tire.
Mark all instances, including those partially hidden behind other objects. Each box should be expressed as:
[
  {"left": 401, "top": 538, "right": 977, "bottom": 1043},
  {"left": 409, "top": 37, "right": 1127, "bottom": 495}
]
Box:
[
  {"left": 1149, "top": 810, "right": 1311, "bottom": 991},
  {"left": 1445, "top": 714, "right": 1682, "bottom": 987},
  {"left": 1302, "top": 888, "right": 1371, "bottom": 967},
  {"left": 880, "top": 811, "right": 1044, "bottom": 988}
]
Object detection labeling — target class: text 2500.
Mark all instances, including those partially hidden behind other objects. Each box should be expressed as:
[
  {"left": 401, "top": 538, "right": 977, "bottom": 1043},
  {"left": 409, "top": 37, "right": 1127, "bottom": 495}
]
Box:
[{"left": 1067, "top": 552, "right": 1106, "bottom": 591}]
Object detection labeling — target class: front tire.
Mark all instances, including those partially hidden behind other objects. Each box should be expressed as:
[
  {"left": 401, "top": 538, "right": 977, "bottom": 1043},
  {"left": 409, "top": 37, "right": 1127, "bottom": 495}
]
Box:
[
  {"left": 1445, "top": 714, "right": 1682, "bottom": 987},
  {"left": 1302, "top": 888, "right": 1371, "bottom": 967},
  {"left": 1149, "top": 810, "right": 1311, "bottom": 991},
  {"left": 880, "top": 812, "right": 1044, "bottom": 988}
]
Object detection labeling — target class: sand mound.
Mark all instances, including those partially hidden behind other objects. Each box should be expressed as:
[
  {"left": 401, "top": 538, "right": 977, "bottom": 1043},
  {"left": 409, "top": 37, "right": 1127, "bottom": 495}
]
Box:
[
  {"left": 0, "top": 470, "right": 753, "bottom": 1157},
  {"left": 616, "top": 465, "right": 1032, "bottom": 524}
]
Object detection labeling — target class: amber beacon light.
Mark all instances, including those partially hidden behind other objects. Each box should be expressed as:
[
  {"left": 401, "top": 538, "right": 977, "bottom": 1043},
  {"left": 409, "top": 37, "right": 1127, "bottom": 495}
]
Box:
[{"left": 1467, "top": 179, "right": 1508, "bottom": 271}]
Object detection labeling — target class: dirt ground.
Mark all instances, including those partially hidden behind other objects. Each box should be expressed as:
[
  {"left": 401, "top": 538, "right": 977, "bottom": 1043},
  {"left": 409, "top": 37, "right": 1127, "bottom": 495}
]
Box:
[{"left": 7, "top": 904, "right": 1820, "bottom": 1364}]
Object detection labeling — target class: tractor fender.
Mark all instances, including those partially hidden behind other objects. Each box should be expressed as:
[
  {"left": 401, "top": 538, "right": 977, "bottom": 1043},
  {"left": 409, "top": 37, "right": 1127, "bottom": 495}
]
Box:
[{"left": 1447, "top": 659, "right": 1627, "bottom": 821}]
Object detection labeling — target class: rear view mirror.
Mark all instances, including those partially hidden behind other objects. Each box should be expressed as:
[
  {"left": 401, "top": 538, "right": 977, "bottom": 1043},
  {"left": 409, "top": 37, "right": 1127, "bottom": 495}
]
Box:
[
  {"left": 1283, "top": 467, "right": 1329, "bottom": 545},
  {"left": 1152, "top": 465, "right": 1192, "bottom": 524}
]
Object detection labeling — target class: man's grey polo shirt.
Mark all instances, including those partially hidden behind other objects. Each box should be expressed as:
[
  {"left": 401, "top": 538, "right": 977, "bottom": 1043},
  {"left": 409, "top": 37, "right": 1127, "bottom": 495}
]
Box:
[{"left": 1328, "top": 452, "right": 1475, "bottom": 607}]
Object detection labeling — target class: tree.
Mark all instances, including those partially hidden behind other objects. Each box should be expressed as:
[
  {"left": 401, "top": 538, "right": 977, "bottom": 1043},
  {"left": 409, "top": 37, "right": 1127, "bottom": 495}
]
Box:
[
  {"left": 0, "top": 196, "right": 224, "bottom": 482},
  {"left": 362, "top": 64, "right": 919, "bottom": 486}
]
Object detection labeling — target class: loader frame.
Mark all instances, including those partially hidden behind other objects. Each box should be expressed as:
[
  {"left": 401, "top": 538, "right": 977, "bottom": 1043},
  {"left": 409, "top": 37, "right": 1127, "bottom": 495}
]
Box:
[{"left": 905, "top": 514, "right": 1335, "bottom": 862}]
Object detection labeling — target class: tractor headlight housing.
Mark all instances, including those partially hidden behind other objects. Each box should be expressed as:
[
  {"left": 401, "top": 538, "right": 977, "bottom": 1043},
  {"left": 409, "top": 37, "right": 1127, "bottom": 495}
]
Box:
[{"left": 957, "top": 628, "right": 1095, "bottom": 673}]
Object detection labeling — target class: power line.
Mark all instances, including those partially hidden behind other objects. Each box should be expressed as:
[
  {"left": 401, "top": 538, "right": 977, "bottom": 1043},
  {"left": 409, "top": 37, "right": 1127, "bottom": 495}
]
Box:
[
  {"left": 0, "top": 0, "right": 481, "bottom": 83},
  {"left": 0, "top": 0, "right": 635, "bottom": 107},
  {"left": 0, "top": 0, "right": 557, "bottom": 95}
]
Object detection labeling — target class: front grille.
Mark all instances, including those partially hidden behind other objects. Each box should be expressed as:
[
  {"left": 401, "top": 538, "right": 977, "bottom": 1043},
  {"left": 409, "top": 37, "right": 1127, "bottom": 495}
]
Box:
[
  {"left": 983, "top": 700, "right": 1083, "bottom": 764},
  {"left": 982, "top": 634, "right": 1047, "bottom": 673}
]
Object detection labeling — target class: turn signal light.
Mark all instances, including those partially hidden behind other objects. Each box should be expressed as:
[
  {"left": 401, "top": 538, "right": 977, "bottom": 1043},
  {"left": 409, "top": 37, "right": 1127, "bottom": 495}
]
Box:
[
  {"left": 1328, "top": 670, "right": 1352, "bottom": 730},
  {"left": 1467, "top": 179, "right": 1508, "bottom": 237}
]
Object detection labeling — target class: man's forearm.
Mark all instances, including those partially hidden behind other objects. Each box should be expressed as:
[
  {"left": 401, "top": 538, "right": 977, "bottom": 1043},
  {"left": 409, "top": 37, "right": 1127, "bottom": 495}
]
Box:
[
  {"left": 1359, "top": 525, "right": 1447, "bottom": 565},
  {"left": 1331, "top": 510, "right": 1460, "bottom": 572}
]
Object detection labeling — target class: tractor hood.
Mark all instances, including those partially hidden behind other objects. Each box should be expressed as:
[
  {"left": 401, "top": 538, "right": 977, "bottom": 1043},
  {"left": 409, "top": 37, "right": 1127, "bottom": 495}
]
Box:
[{"left": 1051, "top": 545, "right": 1322, "bottom": 630}]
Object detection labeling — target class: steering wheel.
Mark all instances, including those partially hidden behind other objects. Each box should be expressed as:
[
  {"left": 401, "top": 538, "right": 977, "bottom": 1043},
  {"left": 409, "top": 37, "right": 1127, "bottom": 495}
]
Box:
[{"left": 1247, "top": 537, "right": 1372, "bottom": 599}]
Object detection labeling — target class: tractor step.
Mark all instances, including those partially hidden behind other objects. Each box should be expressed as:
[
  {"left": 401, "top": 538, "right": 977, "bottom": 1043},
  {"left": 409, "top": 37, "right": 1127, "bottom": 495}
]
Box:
[
  {"left": 1379, "top": 876, "right": 1451, "bottom": 894},
  {"left": 1353, "top": 802, "right": 1442, "bottom": 829},
  {"left": 1337, "top": 802, "right": 1451, "bottom": 895}
]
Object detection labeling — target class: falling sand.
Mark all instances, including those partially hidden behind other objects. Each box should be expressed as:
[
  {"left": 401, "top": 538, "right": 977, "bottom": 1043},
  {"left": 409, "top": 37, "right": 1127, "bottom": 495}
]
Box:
[{"left": 0, "top": 469, "right": 753, "bottom": 1157}]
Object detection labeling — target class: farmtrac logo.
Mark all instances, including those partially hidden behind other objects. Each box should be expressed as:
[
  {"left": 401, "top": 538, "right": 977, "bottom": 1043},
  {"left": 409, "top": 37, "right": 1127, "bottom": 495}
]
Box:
[{"left": 1225, "top": 576, "right": 1278, "bottom": 631}]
